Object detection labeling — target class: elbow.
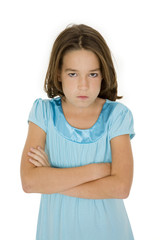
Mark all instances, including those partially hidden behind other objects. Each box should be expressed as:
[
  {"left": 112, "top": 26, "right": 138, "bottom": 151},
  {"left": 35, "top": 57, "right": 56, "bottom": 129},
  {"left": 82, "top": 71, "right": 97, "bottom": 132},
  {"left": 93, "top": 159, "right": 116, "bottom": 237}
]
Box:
[
  {"left": 22, "top": 183, "right": 32, "bottom": 193},
  {"left": 121, "top": 191, "right": 130, "bottom": 199},
  {"left": 21, "top": 167, "right": 36, "bottom": 193},
  {"left": 120, "top": 185, "right": 130, "bottom": 199},
  {"left": 21, "top": 177, "right": 33, "bottom": 193}
]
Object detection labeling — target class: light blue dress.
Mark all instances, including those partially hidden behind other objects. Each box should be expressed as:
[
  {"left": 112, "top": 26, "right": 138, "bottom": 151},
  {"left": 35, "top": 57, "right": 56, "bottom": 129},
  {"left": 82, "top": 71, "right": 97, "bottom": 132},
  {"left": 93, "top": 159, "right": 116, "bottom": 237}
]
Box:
[{"left": 28, "top": 96, "right": 135, "bottom": 240}]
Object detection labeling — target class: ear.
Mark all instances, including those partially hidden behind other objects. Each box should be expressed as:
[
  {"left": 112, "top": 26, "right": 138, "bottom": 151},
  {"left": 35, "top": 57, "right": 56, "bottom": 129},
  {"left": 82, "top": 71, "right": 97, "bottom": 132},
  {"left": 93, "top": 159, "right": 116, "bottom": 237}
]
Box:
[
  {"left": 58, "top": 76, "right": 61, "bottom": 82},
  {"left": 57, "top": 71, "right": 61, "bottom": 82}
]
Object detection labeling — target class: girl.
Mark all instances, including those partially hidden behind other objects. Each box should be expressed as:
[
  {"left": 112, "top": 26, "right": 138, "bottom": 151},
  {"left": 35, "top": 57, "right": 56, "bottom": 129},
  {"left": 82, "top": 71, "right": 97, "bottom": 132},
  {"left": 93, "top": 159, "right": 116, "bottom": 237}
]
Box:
[{"left": 21, "top": 24, "right": 135, "bottom": 240}]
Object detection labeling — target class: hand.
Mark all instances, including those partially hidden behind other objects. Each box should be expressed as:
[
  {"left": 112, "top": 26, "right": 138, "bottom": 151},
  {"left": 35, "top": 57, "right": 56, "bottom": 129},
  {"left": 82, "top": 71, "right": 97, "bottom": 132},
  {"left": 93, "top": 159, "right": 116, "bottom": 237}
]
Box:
[{"left": 27, "top": 146, "right": 50, "bottom": 167}]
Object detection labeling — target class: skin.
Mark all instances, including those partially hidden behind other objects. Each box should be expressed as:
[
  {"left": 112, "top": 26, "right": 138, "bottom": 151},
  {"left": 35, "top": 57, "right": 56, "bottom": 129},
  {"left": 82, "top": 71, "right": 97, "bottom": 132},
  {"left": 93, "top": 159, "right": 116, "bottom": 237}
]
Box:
[
  {"left": 22, "top": 49, "right": 134, "bottom": 199},
  {"left": 58, "top": 49, "right": 106, "bottom": 129},
  {"left": 28, "top": 146, "right": 50, "bottom": 167},
  {"left": 21, "top": 123, "right": 111, "bottom": 195}
]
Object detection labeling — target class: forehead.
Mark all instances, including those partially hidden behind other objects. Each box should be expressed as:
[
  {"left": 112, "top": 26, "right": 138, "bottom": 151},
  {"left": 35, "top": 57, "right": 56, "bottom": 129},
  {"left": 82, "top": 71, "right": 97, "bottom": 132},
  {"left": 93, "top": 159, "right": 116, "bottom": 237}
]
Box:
[{"left": 62, "top": 49, "right": 100, "bottom": 69}]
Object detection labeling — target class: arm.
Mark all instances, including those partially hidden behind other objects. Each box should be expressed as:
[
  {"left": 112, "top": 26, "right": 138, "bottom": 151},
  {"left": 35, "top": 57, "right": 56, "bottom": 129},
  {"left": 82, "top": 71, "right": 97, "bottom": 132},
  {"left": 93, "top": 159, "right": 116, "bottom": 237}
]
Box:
[
  {"left": 59, "top": 134, "right": 133, "bottom": 199},
  {"left": 20, "top": 122, "right": 111, "bottom": 194}
]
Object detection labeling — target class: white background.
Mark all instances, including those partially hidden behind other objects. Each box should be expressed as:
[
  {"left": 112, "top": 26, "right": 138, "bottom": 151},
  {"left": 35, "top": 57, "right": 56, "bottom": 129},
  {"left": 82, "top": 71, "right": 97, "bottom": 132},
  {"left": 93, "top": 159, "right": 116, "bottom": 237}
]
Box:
[{"left": 0, "top": 0, "right": 160, "bottom": 239}]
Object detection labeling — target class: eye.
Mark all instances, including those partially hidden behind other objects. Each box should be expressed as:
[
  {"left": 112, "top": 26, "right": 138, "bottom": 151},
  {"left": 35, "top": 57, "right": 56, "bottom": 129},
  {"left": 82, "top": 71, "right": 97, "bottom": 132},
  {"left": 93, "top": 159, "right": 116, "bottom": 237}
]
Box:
[
  {"left": 89, "top": 73, "right": 98, "bottom": 78},
  {"left": 68, "top": 73, "right": 77, "bottom": 77}
]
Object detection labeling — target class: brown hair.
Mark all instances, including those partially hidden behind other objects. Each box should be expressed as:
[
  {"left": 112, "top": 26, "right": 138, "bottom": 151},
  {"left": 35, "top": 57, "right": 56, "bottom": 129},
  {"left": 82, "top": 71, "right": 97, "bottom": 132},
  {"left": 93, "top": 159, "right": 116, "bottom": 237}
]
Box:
[{"left": 44, "top": 24, "right": 122, "bottom": 101}]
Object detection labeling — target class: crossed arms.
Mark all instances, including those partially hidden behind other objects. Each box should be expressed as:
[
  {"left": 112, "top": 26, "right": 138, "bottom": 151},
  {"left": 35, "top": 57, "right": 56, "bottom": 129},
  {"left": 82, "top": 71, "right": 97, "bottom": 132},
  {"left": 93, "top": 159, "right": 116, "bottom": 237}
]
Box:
[{"left": 20, "top": 122, "right": 133, "bottom": 199}]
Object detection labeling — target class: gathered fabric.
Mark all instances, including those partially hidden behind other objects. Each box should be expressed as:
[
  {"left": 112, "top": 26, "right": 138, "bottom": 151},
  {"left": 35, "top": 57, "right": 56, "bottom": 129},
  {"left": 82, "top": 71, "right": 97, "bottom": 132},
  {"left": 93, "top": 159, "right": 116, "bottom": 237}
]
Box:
[{"left": 28, "top": 96, "right": 135, "bottom": 240}]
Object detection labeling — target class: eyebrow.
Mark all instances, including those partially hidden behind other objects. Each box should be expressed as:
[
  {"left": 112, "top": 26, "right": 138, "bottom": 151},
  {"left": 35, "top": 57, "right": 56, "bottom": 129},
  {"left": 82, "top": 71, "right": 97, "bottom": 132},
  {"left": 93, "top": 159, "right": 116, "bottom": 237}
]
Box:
[{"left": 65, "top": 68, "right": 101, "bottom": 72}]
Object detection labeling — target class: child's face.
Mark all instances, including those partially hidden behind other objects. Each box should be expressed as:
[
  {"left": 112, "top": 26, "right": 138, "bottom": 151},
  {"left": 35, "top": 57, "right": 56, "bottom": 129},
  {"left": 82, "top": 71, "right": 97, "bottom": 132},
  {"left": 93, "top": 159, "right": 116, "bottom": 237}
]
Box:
[{"left": 59, "top": 49, "right": 103, "bottom": 110}]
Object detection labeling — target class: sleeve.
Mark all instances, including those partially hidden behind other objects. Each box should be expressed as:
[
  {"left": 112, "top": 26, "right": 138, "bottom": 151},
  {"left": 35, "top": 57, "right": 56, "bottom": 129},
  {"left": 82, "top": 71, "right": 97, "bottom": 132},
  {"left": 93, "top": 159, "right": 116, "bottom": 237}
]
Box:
[
  {"left": 109, "top": 104, "right": 135, "bottom": 141},
  {"left": 27, "top": 98, "right": 47, "bottom": 133}
]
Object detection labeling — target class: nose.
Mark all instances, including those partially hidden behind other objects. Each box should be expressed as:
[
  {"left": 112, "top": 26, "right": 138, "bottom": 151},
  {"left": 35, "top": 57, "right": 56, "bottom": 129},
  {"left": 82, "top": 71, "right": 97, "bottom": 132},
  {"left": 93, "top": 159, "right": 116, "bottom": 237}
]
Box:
[{"left": 78, "top": 76, "right": 89, "bottom": 90}]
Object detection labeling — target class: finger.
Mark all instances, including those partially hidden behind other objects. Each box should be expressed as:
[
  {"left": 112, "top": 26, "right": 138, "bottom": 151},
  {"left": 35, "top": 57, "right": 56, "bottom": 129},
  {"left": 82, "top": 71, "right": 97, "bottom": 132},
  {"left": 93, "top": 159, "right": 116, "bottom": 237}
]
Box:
[
  {"left": 30, "top": 148, "right": 50, "bottom": 166},
  {"left": 29, "top": 147, "right": 50, "bottom": 167},
  {"left": 30, "top": 147, "right": 49, "bottom": 166},
  {"left": 28, "top": 152, "right": 47, "bottom": 166},
  {"left": 37, "top": 147, "right": 49, "bottom": 159},
  {"left": 30, "top": 148, "right": 46, "bottom": 161},
  {"left": 36, "top": 147, "right": 50, "bottom": 166},
  {"left": 29, "top": 158, "right": 42, "bottom": 167}
]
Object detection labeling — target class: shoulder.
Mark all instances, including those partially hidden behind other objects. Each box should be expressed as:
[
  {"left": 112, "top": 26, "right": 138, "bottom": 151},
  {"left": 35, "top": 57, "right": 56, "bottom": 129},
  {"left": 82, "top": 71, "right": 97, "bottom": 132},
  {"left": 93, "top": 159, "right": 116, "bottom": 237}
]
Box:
[
  {"left": 29, "top": 97, "right": 56, "bottom": 119},
  {"left": 33, "top": 96, "right": 60, "bottom": 109},
  {"left": 107, "top": 99, "right": 129, "bottom": 111},
  {"left": 106, "top": 99, "right": 135, "bottom": 140},
  {"left": 34, "top": 97, "right": 53, "bottom": 105},
  {"left": 104, "top": 99, "right": 134, "bottom": 131},
  {"left": 33, "top": 96, "right": 62, "bottom": 117},
  {"left": 106, "top": 99, "right": 132, "bottom": 118}
]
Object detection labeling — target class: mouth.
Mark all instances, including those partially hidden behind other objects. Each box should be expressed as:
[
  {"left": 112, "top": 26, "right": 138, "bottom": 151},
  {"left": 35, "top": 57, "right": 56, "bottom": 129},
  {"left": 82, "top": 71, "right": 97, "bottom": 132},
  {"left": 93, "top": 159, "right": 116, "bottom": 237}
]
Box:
[{"left": 77, "top": 96, "right": 88, "bottom": 99}]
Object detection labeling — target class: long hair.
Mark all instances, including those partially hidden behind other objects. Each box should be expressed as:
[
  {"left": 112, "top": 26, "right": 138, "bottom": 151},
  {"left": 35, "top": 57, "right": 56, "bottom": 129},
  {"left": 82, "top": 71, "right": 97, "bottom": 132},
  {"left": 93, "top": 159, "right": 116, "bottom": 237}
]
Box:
[{"left": 44, "top": 24, "right": 122, "bottom": 101}]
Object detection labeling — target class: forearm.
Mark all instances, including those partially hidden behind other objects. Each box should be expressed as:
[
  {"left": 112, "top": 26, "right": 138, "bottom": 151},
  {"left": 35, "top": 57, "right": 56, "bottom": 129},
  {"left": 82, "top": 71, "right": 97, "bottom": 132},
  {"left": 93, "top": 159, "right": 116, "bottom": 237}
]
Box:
[
  {"left": 23, "top": 163, "right": 110, "bottom": 194},
  {"left": 23, "top": 164, "right": 94, "bottom": 194},
  {"left": 59, "top": 175, "right": 131, "bottom": 199}
]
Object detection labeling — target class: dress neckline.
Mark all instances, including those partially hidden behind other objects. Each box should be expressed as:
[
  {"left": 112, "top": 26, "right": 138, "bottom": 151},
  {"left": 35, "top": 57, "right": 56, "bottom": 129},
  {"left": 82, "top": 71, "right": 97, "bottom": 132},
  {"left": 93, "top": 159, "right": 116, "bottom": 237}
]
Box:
[{"left": 59, "top": 97, "right": 108, "bottom": 131}]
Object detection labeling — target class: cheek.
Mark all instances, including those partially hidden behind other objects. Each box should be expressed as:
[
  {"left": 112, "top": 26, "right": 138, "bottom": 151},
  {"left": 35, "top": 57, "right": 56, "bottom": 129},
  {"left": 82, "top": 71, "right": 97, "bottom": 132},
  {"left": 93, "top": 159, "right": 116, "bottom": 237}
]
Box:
[
  {"left": 91, "top": 80, "right": 102, "bottom": 89},
  {"left": 62, "top": 80, "right": 75, "bottom": 92}
]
